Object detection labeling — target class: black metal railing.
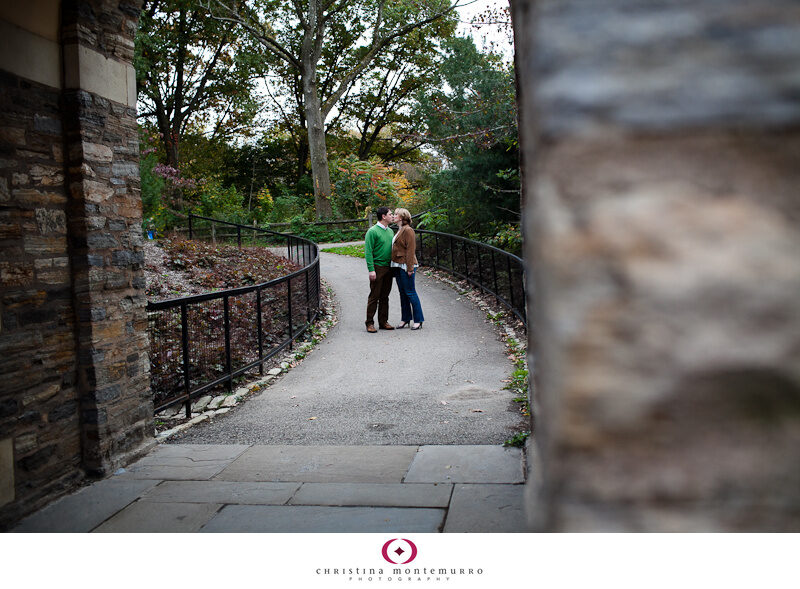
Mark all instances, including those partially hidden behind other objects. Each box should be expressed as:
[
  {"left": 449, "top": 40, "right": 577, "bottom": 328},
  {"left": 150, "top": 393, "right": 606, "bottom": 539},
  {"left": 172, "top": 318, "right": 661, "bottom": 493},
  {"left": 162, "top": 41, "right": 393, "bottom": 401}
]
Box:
[
  {"left": 415, "top": 229, "right": 526, "bottom": 327},
  {"left": 147, "top": 215, "right": 320, "bottom": 416}
]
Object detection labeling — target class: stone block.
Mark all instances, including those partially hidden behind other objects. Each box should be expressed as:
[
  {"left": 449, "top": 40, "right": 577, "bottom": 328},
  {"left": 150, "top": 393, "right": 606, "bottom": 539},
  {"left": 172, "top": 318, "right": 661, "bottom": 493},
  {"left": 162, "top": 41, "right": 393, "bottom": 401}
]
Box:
[
  {"left": 34, "top": 208, "right": 66, "bottom": 235},
  {"left": 404, "top": 445, "right": 524, "bottom": 484},
  {"left": 13, "top": 478, "right": 159, "bottom": 532},
  {"left": 13, "top": 433, "right": 37, "bottom": 454},
  {"left": 82, "top": 142, "right": 113, "bottom": 163},
  {"left": 200, "top": 505, "right": 445, "bottom": 533},
  {"left": 141, "top": 480, "right": 301, "bottom": 506},
  {"left": 81, "top": 179, "right": 114, "bottom": 203},
  {"left": 444, "top": 484, "right": 528, "bottom": 533},
  {"left": 93, "top": 500, "right": 221, "bottom": 533},
  {"left": 33, "top": 115, "right": 62, "bottom": 136},
  {"left": 289, "top": 482, "right": 452, "bottom": 508},
  {"left": 207, "top": 395, "right": 227, "bottom": 410},
  {"left": 215, "top": 446, "right": 419, "bottom": 484},
  {"left": 191, "top": 395, "right": 213, "bottom": 413}
]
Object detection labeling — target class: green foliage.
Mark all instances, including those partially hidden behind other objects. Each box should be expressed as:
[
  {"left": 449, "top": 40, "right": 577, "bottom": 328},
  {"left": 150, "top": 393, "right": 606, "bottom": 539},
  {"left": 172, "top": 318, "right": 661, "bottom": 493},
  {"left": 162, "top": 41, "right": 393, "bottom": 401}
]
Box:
[
  {"left": 477, "top": 222, "right": 522, "bottom": 256},
  {"left": 415, "top": 208, "right": 449, "bottom": 231},
  {"left": 321, "top": 244, "right": 366, "bottom": 258},
  {"left": 503, "top": 431, "right": 530, "bottom": 448},
  {"left": 329, "top": 156, "right": 400, "bottom": 218},
  {"left": 414, "top": 36, "right": 520, "bottom": 238},
  {"left": 135, "top": 0, "right": 265, "bottom": 152},
  {"left": 140, "top": 152, "right": 166, "bottom": 229},
  {"left": 288, "top": 220, "right": 365, "bottom": 244},
  {"left": 194, "top": 180, "right": 247, "bottom": 223}
]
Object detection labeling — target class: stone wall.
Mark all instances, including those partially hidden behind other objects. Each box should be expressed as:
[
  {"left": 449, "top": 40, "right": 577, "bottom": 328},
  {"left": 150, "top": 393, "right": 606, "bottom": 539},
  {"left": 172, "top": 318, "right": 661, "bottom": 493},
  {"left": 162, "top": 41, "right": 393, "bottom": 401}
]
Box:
[
  {"left": 0, "top": 0, "right": 153, "bottom": 530},
  {"left": 0, "top": 70, "right": 83, "bottom": 524},
  {"left": 515, "top": 0, "right": 800, "bottom": 531}
]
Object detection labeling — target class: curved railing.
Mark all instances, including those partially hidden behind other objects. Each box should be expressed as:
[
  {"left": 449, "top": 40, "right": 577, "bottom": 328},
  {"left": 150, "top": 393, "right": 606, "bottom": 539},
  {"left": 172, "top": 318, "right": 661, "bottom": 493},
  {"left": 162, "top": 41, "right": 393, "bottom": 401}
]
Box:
[
  {"left": 415, "top": 229, "right": 526, "bottom": 327},
  {"left": 147, "top": 215, "right": 320, "bottom": 416}
]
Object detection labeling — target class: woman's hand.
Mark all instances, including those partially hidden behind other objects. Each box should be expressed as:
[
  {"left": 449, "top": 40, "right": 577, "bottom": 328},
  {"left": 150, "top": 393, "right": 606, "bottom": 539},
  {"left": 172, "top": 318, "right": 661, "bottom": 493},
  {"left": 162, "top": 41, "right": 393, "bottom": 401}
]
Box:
[{"left": 407, "top": 270, "right": 413, "bottom": 277}]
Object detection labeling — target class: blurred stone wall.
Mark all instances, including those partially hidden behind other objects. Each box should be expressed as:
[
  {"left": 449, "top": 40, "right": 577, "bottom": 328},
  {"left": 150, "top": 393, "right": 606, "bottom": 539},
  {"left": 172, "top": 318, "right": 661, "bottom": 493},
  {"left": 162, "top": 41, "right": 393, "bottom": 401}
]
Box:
[
  {"left": 0, "top": 0, "right": 153, "bottom": 529},
  {"left": 514, "top": 0, "right": 800, "bottom": 531}
]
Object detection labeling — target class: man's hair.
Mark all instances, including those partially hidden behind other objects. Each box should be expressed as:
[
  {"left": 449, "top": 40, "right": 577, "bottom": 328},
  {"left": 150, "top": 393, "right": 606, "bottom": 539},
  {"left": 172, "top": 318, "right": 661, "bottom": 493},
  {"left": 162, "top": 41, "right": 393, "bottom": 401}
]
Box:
[{"left": 375, "top": 206, "right": 390, "bottom": 221}]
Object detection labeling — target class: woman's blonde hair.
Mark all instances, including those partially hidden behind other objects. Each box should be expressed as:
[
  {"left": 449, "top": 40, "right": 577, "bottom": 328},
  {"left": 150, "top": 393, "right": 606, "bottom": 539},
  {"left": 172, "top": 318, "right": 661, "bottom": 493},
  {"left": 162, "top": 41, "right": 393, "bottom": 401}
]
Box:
[{"left": 394, "top": 207, "right": 412, "bottom": 226}]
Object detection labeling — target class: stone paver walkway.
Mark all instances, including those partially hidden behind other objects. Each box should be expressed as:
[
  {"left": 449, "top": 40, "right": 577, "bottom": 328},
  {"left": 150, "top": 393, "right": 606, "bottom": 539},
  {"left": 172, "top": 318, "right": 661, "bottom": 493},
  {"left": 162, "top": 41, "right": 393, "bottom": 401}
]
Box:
[{"left": 14, "top": 444, "right": 527, "bottom": 532}]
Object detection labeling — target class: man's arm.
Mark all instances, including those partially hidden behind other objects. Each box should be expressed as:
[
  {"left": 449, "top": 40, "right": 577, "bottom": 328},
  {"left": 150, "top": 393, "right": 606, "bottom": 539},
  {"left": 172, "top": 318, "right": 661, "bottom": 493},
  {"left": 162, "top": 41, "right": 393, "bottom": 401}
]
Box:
[{"left": 364, "top": 229, "right": 376, "bottom": 276}]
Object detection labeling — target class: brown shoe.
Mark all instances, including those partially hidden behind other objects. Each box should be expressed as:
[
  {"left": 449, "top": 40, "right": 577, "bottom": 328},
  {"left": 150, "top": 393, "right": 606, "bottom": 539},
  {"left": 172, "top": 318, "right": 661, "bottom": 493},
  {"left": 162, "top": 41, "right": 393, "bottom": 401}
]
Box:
[
  {"left": 379, "top": 323, "right": 395, "bottom": 330},
  {"left": 366, "top": 324, "right": 377, "bottom": 333}
]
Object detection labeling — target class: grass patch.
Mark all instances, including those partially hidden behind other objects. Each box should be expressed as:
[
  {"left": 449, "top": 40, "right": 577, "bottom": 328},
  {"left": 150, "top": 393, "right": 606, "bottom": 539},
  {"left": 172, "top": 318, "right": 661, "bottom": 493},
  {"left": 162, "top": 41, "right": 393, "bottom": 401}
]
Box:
[
  {"left": 504, "top": 431, "right": 530, "bottom": 447},
  {"left": 322, "top": 244, "right": 365, "bottom": 258}
]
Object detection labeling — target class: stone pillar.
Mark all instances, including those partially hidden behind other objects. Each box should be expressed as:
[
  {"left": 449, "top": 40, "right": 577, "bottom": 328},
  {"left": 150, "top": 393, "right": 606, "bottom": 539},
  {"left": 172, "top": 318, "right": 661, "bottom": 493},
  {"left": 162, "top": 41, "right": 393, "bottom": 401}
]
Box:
[
  {"left": 515, "top": 0, "right": 800, "bottom": 531},
  {"left": 61, "top": 0, "right": 153, "bottom": 476}
]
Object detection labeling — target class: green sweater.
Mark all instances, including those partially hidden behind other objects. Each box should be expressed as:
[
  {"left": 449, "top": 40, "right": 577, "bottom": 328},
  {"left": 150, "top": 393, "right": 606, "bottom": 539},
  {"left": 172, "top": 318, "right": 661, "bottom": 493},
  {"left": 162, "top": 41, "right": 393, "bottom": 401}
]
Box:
[{"left": 364, "top": 223, "right": 393, "bottom": 271}]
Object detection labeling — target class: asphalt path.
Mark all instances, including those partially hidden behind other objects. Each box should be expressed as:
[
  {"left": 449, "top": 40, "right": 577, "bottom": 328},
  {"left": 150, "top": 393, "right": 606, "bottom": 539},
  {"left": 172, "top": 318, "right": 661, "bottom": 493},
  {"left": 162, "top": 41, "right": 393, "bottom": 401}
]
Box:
[{"left": 169, "top": 248, "right": 526, "bottom": 445}]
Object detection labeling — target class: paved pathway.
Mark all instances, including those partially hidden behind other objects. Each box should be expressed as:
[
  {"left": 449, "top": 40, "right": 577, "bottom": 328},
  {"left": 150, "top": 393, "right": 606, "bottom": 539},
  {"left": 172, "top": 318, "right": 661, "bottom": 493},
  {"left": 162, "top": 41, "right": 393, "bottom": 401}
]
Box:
[
  {"left": 13, "top": 247, "right": 529, "bottom": 532},
  {"left": 172, "top": 250, "right": 526, "bottom": 445}
]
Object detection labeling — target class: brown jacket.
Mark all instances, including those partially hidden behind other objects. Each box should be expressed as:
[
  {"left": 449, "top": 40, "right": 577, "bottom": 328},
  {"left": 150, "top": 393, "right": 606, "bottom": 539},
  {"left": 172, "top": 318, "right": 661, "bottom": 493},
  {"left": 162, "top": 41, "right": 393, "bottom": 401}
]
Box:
[{"left": 391, "top": 224, "right": 418, "bottom": 269}]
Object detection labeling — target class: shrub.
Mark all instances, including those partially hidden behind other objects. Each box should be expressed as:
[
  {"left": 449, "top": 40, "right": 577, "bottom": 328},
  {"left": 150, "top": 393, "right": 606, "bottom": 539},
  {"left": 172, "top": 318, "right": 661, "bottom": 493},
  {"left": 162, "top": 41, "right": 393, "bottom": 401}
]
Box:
[{"left": 330, "top": 155, "right": 399, "bottom": 218}]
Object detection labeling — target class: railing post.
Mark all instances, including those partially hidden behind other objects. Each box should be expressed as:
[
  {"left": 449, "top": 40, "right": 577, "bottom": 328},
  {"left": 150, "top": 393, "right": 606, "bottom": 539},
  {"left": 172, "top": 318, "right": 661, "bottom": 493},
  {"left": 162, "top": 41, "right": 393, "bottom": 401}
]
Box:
[
  {"left": 449, "top": 236, "right": 455, "bottom": 272},
  {"left": 223, "top": 295, "right": 232, "bottom": 394},
  {"left": 476, "top": 243, "right": 483, "bottom": 291},
  {"left": 237, "top": 226, "right": 242, "bottom": 248},
  {"left": 463, "top": 239, "right": 470, "bottom": 283},
  {"left": 305, "top": 267, "right": 311, "bottom": 322},
  {"left": 211, "top": 222, "right": 216, "bottom": 245},
  {"left": 181, "top": 303, "right": 191, "bottom": 418},
  {"left": 507, "top": 255, "right": 515, "bottom": 311},
  {"left": 188, "top": 215, "right": 193, "bottom": 240},
  {"left": 256, "top": 287, "right": 264, "bottom": 376},
  {"left": 435, "top": 233, "right": 440, "bottom": 268},
  {"left": 491, "top": 250, "right": 499, "bottom": 306},
  {"left": 287, "top": 277, "right": 294, "bottom": 350}
]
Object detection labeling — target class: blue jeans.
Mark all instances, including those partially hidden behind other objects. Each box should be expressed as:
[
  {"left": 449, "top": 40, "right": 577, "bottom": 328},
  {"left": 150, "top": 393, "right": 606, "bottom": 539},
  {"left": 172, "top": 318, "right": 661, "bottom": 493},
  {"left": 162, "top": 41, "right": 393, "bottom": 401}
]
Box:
[{"left": 394, "top": 267, "right": 424, "bottom": 323}]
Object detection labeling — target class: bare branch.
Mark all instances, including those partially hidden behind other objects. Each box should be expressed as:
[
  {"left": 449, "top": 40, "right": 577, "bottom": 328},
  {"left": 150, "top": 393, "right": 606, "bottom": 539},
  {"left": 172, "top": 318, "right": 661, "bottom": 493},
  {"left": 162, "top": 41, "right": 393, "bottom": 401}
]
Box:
[
  {"left": 404, "top": 125, "right": 512, "bottom": 144},
  {"left": 202, "top": 0, "right": 301, "bottom": 69},
  {"left": 321, "top": 1, "right": 461, "bottom": 118}
]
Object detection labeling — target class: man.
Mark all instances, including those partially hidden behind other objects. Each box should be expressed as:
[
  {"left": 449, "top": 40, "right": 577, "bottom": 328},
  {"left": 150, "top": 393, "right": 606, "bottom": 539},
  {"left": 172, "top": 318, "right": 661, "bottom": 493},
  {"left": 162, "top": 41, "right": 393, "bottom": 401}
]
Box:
[{"left": 364, "top": 207, "right": 395, "bottom": 333}]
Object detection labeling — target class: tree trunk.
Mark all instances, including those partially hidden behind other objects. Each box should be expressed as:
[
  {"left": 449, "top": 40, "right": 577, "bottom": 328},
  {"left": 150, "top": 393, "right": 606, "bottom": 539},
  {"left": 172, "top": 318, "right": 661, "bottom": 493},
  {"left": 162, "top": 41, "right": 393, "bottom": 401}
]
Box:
[
  {"left": 302, "top": 70, "right": 333, "bottom": 219},
  {"left": 296, "top": 136, "right": 309, "bottom": 183}
]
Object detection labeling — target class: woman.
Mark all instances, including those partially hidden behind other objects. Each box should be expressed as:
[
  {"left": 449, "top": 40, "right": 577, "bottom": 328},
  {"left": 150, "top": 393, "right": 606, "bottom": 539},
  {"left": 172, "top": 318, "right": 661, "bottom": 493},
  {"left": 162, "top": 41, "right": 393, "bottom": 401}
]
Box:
[{"left": 391, "top": 208, "right": 424, "bottom": 330}]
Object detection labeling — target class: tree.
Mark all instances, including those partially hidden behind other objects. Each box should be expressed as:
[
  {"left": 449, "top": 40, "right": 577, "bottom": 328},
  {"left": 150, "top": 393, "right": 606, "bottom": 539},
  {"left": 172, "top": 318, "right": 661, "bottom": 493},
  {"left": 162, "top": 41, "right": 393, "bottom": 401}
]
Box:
[
  {"left": 415, "top": 36, "right": 520, "bottom": 236},
  {"left": 203, "top": 0, "right": 461, "bottom": 219},
  {"left": 333, "top": 33, "right": 445, "bottom": 163},
  {"left": 135, "top": 0, "right": 266, "bottom": 176}
]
